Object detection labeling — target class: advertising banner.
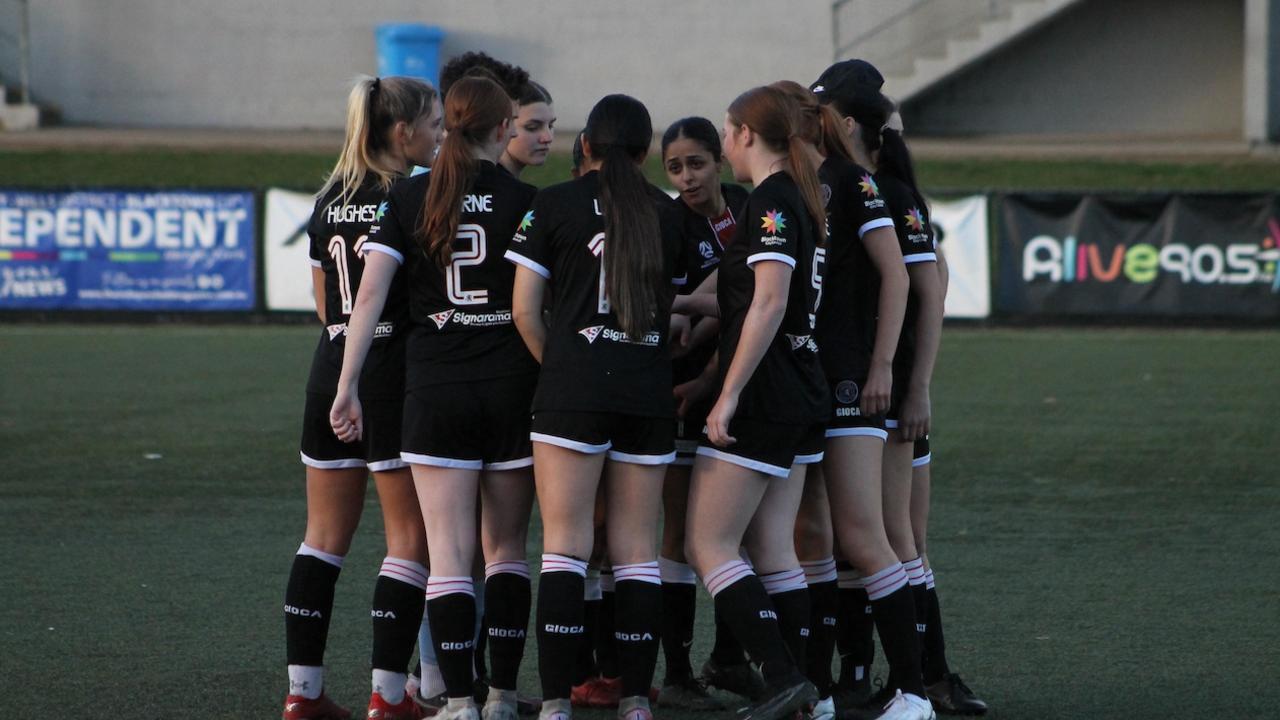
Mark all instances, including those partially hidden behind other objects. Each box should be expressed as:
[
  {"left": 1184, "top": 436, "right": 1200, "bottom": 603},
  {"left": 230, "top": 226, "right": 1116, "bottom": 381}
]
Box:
[
  {"left": 0, "top": 190, "right": 255, "bottom": 310},
  {"left": 929, "top": 195, "right": 990, "bottom": 319},
  {"left": 264, "top": 188, "right": 318, "bottom": 312},
  {"left": 998, "top": 193, "right": 1280, "bottom": 318}
]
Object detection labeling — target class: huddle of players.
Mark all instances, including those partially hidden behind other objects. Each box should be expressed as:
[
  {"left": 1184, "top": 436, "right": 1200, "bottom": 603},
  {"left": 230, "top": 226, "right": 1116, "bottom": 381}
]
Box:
[{"left": 283, "top": 49, "right": 986, "bottom": 720}]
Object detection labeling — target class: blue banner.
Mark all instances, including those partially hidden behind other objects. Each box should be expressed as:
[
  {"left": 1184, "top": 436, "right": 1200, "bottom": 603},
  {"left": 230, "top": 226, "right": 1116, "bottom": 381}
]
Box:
[{"left": 0, "top": 190, "right": 256, "bottom": 310}]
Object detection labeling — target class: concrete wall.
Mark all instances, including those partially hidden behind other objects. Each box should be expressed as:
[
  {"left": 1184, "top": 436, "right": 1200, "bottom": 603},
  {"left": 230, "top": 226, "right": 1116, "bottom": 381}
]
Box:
[
  {"left": 20, "top": 0, "right": 833, "bottom": 133},
  {"left": 902, "top": 0, "right": 1246, "bottom": 138}
]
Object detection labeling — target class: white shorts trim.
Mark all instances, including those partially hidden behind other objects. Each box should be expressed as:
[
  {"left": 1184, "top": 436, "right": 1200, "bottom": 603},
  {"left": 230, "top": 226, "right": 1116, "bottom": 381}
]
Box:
[
  {"left": 400, "top": 452, "right": 483, "bottom": 470},
  {"left": 912, "top": 452, "right": 932, "bottom": 468},
  {"left": 363, "top": 242, "right": 405, "bottom": 265},
  {"left": 902, "top": 252, "right": 937, "bottom": 264},
  {"left": 368, "top": 458, "right": 409, "bottom": 472},
  {"left": 695, "top": 446, "right": 790, "bottom": 479},
  {"left": 300, "top": 452, "right": 366, "bottom": 470},
  {"left": 487, "top": 456, "right": 534, "bottom": 471},
  {"left": 672, "top": 273, "right": 688, "bottom": 286},
  {"left": 794, "top": 451, "right": 825, "bottom": 465},
  {"left": 746, "top": 251, "right": 796, "bottom": 268},
  {"left": 825, "top": 427, "right": 889, "bottom": 441},
  {"left": 530, "top": 432, "right": 610, "bottom": 454},
  {"left": 607, "top": 449, "right": 677, "bottom": 466},
  {"left": 857, "top": 217, "right": 895, "bottom": 238},
  {"left": 505, "top": 249, "right": 551, "bottom": 279}
]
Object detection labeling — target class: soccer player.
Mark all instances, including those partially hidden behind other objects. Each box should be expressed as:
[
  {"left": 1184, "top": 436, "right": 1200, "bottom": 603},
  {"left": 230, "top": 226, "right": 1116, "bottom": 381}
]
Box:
[
  {"left": 329, "top": 75, "right": 541, "bottom": 720},
  {"left": 658, "top": 116, "right": 761, "bottom": 709},
  {"left": 507, "top": 94, "right": 686, "bottom": 720},
  {"left": 501, "top": 81, "right": 556, "bottom": 179},
  {"left": 284, "top": 75, "right": 441, "bottom": 720},
  {"left": 683, "top": 84, "right": 828, "bottom": 720}
]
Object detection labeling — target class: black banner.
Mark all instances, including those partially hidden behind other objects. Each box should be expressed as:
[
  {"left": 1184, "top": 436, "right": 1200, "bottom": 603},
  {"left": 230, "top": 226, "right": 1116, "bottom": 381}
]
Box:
[{"left": 998, "top": 193, "right": 1280, "bottom": 318}]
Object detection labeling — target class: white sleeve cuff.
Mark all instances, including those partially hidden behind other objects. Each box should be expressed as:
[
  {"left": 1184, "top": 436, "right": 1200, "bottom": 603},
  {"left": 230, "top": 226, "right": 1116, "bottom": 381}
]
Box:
[
  {"left": 363, "top": 242, "right": 405, "bottom": 265},
  {"left": 857, "top": 217, "right": 895, "bottom": 238},
  {"left": 505, "top": 249, "right": 551, "bottom": 279},
  {"left": 308, "top": 259, "right": 323, "bottom": 268},
  {"left": 746, "top": 251, "right": 796, "bottom": 268},
  {"left": 903, "top": 252, "right": 938, "bottom": 264}
]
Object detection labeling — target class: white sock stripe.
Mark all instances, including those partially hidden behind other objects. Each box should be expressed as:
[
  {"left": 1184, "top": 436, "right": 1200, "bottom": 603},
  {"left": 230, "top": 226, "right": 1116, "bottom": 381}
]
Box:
[
  {"left": 380, "top": 557, "right": 429, "bottom": 590},
  {"left": 297, "top": 542, "right": 345, "bottom": 569},
  {"left": 864, "top": 564, "right": 908, "bottom": 601},
  {"left": 540, "top": 554, "right": 588, "bottom": 577},
  {"left": 485, "top": 560, "right": 531, "bottom": 579},
  {"left": 801, "top": 557, "right": 838, "bottom": 584},
  {"left": 760, "top": 567, "right": 808, "bottom": 595},
  {"left": 659, "top": 557, "right": 698, "bottom": 585},
  {"left": 584, "top": 574, "right": 603, "bottom": 601},
  {"left": 904, "top": 557, "right": 926, "bottom": 585},
  {"left": 425, "top": 576, "right": 475, "bottom": 600},
  {"left": 704, "top": 559, "right": 754, "bottom": 597},
  {"left": 925, "top": 569, "right": 936, "bottom": 590},
  {"left": 614, "top": 561, "right": 662, "bottom": 585}
]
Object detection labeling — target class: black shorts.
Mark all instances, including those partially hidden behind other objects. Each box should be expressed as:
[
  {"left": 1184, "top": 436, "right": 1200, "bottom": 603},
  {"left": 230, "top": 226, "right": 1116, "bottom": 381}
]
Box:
[
  {"left": 401, "top": 373, "right": 537, "bottom": 471},
  {"left": 673, "top": 397, "right": 714, "bottom": 466},
  {"left": 913, "top": 435, "right": 931, "bottom": 467},
  {"left": 695, "top": 418, "right": 825, "bottom": 479},
  {"left": 531, "top": 410, "right": 675, "bottom": 465},
  {"left": 300, "top": 392, "right": 406, "bottom": 473},
  {"left": 825, "top": 377, "right": 888, "bottom": 441}
]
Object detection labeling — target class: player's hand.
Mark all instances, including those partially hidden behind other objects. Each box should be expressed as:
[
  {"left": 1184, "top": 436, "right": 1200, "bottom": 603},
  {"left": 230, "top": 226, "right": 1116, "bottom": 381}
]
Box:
[
  {"left": 705, "top": 391, "right": 738, "bottom": 448},
  {"left": 669, "top": 313, "right": 692, "bottom": 358},
  {"left": 861, "top": 360, "right": 892, "bottom": 417},
  {"left": 673, "top": 375, "right": 711, "bottom": 419},
  {"left": 329, "top": 387, "right": 364, "bottom": 443},
  {"left": 899, "top": 388, "right": 931, "bottom": 441}
]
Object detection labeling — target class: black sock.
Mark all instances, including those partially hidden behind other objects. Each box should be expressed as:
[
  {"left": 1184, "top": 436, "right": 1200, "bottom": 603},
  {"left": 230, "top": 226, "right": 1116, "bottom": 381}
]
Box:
[
  {"left": 284, "top": 548, "right": 343, "bottom": 669},
  {"left": 836, "top": 564, "right": 874, "bottom": 690},
  {"left": 659, "top": 558, "right": 698, "bottom": 683},
  {"left": 596, "top": 573, "right": 620, "bottom": 679},
  {"left": 922, "top": 571, "right": 951, "bottom": 684},
  {"left": 371, "top": 559, "right": 428, "bottom": 677},
  {"left": 761, "top": 569, "right": 810, "bottom": 675},
  {"left": 576, "top": 594, "right": 601, "bottom": 685},
  {"left": 803, "top": 575, "right": 838, "bottom": 697},
  {"left": 614, "top": 563, "right": 662, "bottom": 698},
  {"left": 426, "top": 577, "right": 477, "bottom": 699},
  {"left": 537, "top": 555, "right": 588, "bottom": 700},
  {"left": 484, "top": 562, "right": 532, "bottom": 692},
  {"left": 865, "top": 564, "right": 924, "bottom": 698},
  {"left": 710, "top": 605, "right": 747, "bottom": 665},
  {"left": 707, "top": 560, "right": 800, "bottom": 688},
  {"left": 475, "top": 614, "right": 489, "bottom": 681}
]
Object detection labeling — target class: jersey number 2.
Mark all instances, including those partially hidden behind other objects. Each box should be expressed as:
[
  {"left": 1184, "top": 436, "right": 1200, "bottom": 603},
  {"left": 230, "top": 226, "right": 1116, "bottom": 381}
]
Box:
[
  {"left": 447, "top": 224, "right": 488, "bottom": 306},
  {"left": 328, "top": 234, "right": 367, "bottom": 315}
]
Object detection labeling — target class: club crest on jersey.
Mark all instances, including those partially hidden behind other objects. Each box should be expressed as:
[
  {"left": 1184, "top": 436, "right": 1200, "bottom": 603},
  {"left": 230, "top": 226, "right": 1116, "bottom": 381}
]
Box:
[
  {"left": 786, "top": 333, "right": 818, "bottom": 352},
  {"left": 698, "top": 240, "right": 715, "bottom": 260},
  {"left": 905, "top": 208, "right": 925, "bottom": 232},
  {"left": 858, "top": 174, "right": 880, "bottom": 198},
  {"left": 579, "top": 325, "right": 604, "bottom": 343},
  {"left": 430, "top": 309, "right": 456, "bottom": 329},
  {"left": 761, "top": 210, "right": 787, "bottom": 234},
  {"left": 835, "top": 380, "right": 860, "bottom": 405}
]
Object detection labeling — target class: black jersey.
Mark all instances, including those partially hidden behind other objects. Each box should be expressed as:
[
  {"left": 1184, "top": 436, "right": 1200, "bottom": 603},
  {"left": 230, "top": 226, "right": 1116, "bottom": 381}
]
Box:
[
  {"left": 365, "top": 161, "right": 539, "bottom": 390},
  {"left": 874, "top": 172, "right": 938, "bottom": 373},
  {"left": 715, "top": 171, "right": 828, "bottom": 425},
  {"left": 305, "top": 178, "right": 408, "bottom": 399},
  {"left": 672, "top": 183, "right": 750, "bottom": 386},
  {"left": 813, "top": 156, "right": 896, "bottom": 380},
  {"left": 505, "top": 170, "right": 687, "bottom": 418}
]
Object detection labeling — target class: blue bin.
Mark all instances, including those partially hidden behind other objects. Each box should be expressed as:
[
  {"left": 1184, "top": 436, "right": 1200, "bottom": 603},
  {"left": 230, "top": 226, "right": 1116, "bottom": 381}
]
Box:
[{"left": 375, "top": 24, "right": 446, "bottom": 84}]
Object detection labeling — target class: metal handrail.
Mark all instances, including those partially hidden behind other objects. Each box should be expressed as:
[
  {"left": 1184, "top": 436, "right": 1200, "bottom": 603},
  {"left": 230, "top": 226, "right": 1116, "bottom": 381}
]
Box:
[{"left": 831, "top": 0, "right": 1009, "bottom": 67}]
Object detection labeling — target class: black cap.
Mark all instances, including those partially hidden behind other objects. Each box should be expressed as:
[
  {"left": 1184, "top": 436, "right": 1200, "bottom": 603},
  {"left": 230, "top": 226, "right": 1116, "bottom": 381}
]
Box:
[{"left": 810, "top": 59, "right": 884, "bottom": 98}]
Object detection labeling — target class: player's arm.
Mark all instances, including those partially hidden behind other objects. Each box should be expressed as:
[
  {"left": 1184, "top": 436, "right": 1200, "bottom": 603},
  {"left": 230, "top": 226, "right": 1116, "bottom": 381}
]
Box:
[
  {"left": 863, "top": 225, "right": 908, "bottom": 415},
  {"left": 672, "top": 269, "right": 718, "bottom": 317},
  {"left": 901, "top": 261, "right": 943, "bottom": 441},
  {"left": 311, "top": 266, "right": 326, "bottom": 324},
  {"left": 706, "top": 261, "right": 789, "bottom": 447},
  {"left": 330, "top": 251, "right": 398, "bottom": 442},
  {"left": 936, "top": 242, "right": 950, "bottom": 299},
  {"left": 674, "top": 348, "right": 720, "bottom": 418},
  {"left": 512, "top": 265, "right": 548, "bottom": 363}
]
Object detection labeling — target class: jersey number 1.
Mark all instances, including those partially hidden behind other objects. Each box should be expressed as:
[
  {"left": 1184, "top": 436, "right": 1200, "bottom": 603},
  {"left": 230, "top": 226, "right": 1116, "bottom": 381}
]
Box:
[{"left": 589, "top": 232, "right": 609, "bottom": 313}]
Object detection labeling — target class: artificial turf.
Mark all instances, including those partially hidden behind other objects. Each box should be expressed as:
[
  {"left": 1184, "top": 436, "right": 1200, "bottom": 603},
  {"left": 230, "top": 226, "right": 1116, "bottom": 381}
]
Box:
[{"left": 2, "top": 324, "right": 1277, "bottom": 718}]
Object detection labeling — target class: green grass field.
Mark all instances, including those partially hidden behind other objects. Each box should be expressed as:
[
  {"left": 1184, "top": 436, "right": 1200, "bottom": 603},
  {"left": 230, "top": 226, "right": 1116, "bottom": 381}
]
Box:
[
  {"left": 6, "top": 148, "right": 1280, "bottom": 194},
  {"left": 2, "top": 324, "right": 1278, "bottom": 718}
]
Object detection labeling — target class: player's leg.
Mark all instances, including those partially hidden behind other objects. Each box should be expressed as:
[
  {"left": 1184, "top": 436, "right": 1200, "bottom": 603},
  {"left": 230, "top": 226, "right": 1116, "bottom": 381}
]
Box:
[
  {"left": 480, "top": 465, "right": 537, "bottom": 719},
  {"left": 794, "top": 466, "right": 837, "bottom": 718}
]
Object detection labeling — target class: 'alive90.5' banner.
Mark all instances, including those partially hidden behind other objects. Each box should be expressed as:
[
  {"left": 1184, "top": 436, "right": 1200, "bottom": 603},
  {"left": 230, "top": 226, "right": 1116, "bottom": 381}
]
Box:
[
  {"left": 0, "top": 190, "right": 255, "bottom": 310},
  {"left": 998, "top": 193, "right": 1280, "bottom": 318}
]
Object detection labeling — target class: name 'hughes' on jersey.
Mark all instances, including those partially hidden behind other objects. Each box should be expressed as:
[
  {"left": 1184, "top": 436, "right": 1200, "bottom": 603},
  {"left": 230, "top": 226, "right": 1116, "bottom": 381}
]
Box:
[
  {"left": 505, "top": 170, "right": 687, "bottom": 418},
  {"left": 365, "top": 161, "right": 539, "bottom": 389}
]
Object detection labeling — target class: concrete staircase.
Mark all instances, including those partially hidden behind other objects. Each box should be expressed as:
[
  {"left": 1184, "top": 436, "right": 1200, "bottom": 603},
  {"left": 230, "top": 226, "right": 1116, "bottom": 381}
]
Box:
[{"left": 834, "top": 0, "right": 1085, "bottom": 102}]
